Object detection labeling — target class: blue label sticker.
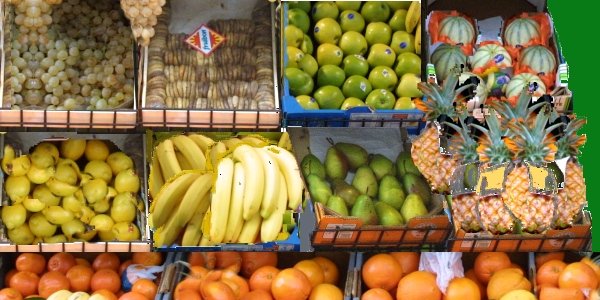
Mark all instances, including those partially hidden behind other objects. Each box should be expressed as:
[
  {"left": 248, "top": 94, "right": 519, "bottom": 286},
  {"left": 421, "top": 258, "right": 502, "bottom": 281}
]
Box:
[
  {"left": 494, "top": 54, "right": 504, "bottom": 64},
  {"left": 497, "top": 75, "right": 509, "bottom": 85},
  {"left": 314, "top": 27, "right": 319, "bottom": 33},
  {"left": 400, "top": 42, "right": 407, "bottom": 49},
  {"left": 385, "top": 48, "right": 392, "bottom": 55},
  {"left": 348, "top": 13, "right": 354, "bottom": 19}
]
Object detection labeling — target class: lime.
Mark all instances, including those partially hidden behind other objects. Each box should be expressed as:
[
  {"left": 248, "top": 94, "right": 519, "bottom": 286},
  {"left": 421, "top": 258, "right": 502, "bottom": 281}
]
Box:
[{"left": 285, "top": 25, "right": 304, "bottom": 48}]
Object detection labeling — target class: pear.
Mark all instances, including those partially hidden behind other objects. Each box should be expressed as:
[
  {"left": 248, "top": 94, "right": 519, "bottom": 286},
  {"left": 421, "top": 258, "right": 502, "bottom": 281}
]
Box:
[
  {"left": 8, "top": 224, "right": 34, "bottom": 245},
  {"left": 351, "top": 195, "right": 378, "bottom": 225},
  {"left": 402, "top": 173, "right": 432, "bottom": 206},
  {"left": 326, "top": 195, "right": 349, "bottom": 217},
  {"left": 375, "top": 201, "right": 405, "bottom": 226},
  {"left": 396, "top": 151, "right": 421, "bottom": 177},
  {"left": 84, "top": 160, "right": 113, "bottom": 183},
  {"left": 6, "top": 155, "right": 31, "bottom": 177},
  {"left": 23, "top": 197, "right": 46, "bottom": 212},
  {"left": 44, "top": 234, "right": 67, "bottom": 243},
  {"left": 106, "top": 151, "right": 134, "bottom": 175},
  {"left": 5, "top": 175, "right": 31, "bottom": 203},
  {"left": 401, "top": 194, "right": 429, "bottom": 222},
  {"left": 301, "top": 154, "right": 326, "bottom": 179},
  {"left": 114, "top": 169, "right": 140, "bottom": 194},
  {"left": 60, "top": 139, "right": 86, "bottom": 160},
  {"left": 33, "top": 185, "right": 61, "bottom": 206},
  {"left": 369, "top": 154, "right": 396, "bottom": 180},
  {"left": 27, "top": 165, "right": 54, "bottom": 184},
  {"left": 378, "top": 175, "right": 406, "bottom": 210},
  {"left": 82, "top": 179, "right": 108, "bottom": 204},
  {"left": 112, "top": 222, "right": 140, "bottom": 241},
  {"left": 334, "top": 142, "right": 368, "bottom": 170},
  {"left": 2, "top": 204, "right": 27, "bottom": 229},
  {"left": 43, "top": 206, "right": 75, "bottom": 225},
  {"left": 110, "top": 193, "right": 137, "bottom": 223},
  {"left": 325, "top": 147, "right": 349, "bottom": 180},
  {"left": 90, "top": 214, "right": 115, "bottom": 232},
  {"left": 29, "top": 212, "right": 57, "bottom": 238},
  {"left": 307, "top": 174, "right": 333, "bottom": 204},
  {"left": 352, "top": 166, "right": 378, "bottom": 198},
  {"left": 332, "top": 179, "right": 361, "bottom": 207},
  {"left": 61, "top": 219, "right": 86, "bottom": 240},
  {"left": 55, "top": 163, "right": 79, "bottom": 185}
]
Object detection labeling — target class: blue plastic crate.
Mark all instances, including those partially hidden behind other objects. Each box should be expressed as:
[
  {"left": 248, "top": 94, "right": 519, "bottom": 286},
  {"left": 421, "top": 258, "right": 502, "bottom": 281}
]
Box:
[{"left": 280, "top": 3, "right": 427, "bottom": 133}]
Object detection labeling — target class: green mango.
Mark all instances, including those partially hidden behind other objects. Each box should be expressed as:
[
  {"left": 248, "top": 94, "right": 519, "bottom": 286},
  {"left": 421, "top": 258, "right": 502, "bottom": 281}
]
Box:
[
  {"left": 375, "top": 201, "right": 405, "bottom": 226},
  {"left": 378, "top": 175, "right": 406, "bottom": 210},
  {"left": 307, "top": 174, "right": 332, "bottom": 204},
  {"left": 301, "top": 153, "right": 326, "bottom": 179},
  {"left": 326, "top": 195, "right": 349, "bottom": 217},
  {"left": 351, "top": 195, "right": 378, "bottom": 225}
]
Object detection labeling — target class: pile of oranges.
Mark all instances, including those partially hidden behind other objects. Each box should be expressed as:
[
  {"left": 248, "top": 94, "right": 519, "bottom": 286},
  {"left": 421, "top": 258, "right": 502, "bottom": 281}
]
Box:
[
  {"left": 0, "top": 252, "right": 163, "bottom": 300},
  {"left": 535, "top": 252, "right": 600, "bottom": 300},
  {"left": 173, "top": 252, "right": 344, "bottom": 300}
]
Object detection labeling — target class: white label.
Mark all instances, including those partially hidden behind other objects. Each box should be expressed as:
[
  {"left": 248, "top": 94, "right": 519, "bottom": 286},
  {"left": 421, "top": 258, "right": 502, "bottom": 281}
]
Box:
[{"left": 323, "top": 223, "right": 357, "bottom": 240}]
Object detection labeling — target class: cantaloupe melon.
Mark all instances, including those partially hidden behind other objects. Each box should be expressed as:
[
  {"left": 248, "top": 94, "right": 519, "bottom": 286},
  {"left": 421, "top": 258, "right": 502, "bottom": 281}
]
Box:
[
  {"left": 431, "top": 44, "right": 468, "bottom": 82},
  {"left": 504, "top": 73, "right": 546, "bottom": 98},
  {"left": 520, "top": 45, "right": 556, "bottom": 75},
  {"left": 439, "top": 16, "right": 475, "bottom": 45},
  {"left": 470, "top": 44, "right": 512, "bottom": 70},
  {"left": 505, "top": 18, "right": 541, "bottom": 47}
]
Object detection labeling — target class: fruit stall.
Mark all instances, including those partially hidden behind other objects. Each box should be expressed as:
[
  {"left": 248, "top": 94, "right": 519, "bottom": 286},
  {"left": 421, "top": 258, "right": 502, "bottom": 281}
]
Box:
[{"left": 0, "top": 0, "right": 594, "bottom": 299}]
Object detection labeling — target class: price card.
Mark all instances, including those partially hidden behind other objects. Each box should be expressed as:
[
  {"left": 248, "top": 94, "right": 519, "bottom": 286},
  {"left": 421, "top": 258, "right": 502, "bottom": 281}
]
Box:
[{"left": 185, "top": 24, "right": 226, "bottom": 56}]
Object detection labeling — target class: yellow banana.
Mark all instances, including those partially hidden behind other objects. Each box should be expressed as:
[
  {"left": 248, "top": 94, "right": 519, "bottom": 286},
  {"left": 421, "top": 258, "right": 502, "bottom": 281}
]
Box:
[
  {"left": 150, "top": 171, "right": 202, "bottom": 228},
  {"left": 405, "top": 1, "right": 421, "bottom": 33},
  {"left": 1, "top": 144, "right": 16, "bottom": 174},
  {"left": 256, "top": 148, "right": 280, "bottom": 219},
  {"left": 149, "top": 154, "right": 164, "bottom": 199},
  {"left": 233, "top": 144, "right": 265, "bottom": 220},
  {"left": 264, "top": 146, "right": 303, "bottom": 210},
  {"left": 181, "top": 193, "right": 210, "bottom": 246},
  {"left": 237, "top": 213, "right": 262, "bottom": 244},
  {"left": 175, "top": 151, "right": 193, "bottom": 170},
  {"left": 171, "top": 135, "right": 206, "bottom": 170},
  {"left": 224, "top": 162, "right": 246, "bottom": 242},
  {"left": 200, "top": 234, "right": 215, "bottom": 246},
  {"left": 172, "top": 173, "right": 213, "bottom": 227},
  {"left": 232, "top": 218, "right": 244, "bottom": 243},
  {"left": 208, "top": 142, "right": 227, "bottom": 171},
  {"left": 241, "top": 135, "right": 270, "bottom": 148},
  {"left": 261, "top": 174, "right": 287, "bottom": 242},
  {"left": 153, "top": 213, "right": 182, "bottom": 247},
  {"left": 188, "top": 134, "right": 216, "bottom": 154},
  {"left": 222, "top": 138, "right": 244, "bottom": 150},
  {"left": 277, "top": 132, "right": 293, "bottom": 151},
  {"left": 415, "top": 23, "right": 422, "bottom": 55},
  {"left": 155, "top": 139, "right": 182, "bottom": 182},
  {"left": 209, "top": 157, "right": 234, "bottom": 243}
]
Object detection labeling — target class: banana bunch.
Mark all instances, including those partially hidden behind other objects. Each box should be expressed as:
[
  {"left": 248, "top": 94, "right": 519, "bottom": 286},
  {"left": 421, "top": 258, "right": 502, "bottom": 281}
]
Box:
[
  {"left": 406, "top": 1, "right": 422, "bottom": 54},
  {"left": 150, "top": 133, "right": 302, "bottom": 247}
]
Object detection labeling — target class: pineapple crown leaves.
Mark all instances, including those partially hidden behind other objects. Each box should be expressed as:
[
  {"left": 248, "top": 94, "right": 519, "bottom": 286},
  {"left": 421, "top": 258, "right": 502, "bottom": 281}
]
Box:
[
  {"left": 443, "top": 113, "right": 479, "bottom": 164},
  {"left": 555, "top": 117, "right": 587, "bottom": 159},
  {"left": 470, "top": 109, "right": 513, "bottom": 164},
  {"left": 490, "top": 88, "right": 546, "bottom": 125},
  {"left": 416, "top": 69, "right": 477, "bottom": 121},
  {"left": 503, "top": 105, "right": 564, "bottom": 163}
]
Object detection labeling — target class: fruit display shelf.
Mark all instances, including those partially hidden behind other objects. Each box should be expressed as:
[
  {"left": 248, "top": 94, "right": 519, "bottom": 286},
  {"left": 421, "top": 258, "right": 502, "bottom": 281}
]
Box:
[
  {"left": 530, "top": 252, "right": 599, "bottom": 298},
  {"left": 138, "top": 0, "right": 280, "bottom": 130},
  {"left": 155, "top": 251, "right": 355, "bottom": 300},
  {"left": 281, "top": 2, "right": 427, "bottom": 130},
  {"left": 0, "top": 0, "right": 140, "bottom": 130},
  {"left": 0, "top": 132, "right": 151, "bottom": 252},
  {"left": 288, "top": 127, "right": 452, "bottom": 252},
  {"left": 423, "top": 0, "right": 573, "bottom": 115},
  {"left": 147, "top": 131, "right": 304, "bottom": 252}
]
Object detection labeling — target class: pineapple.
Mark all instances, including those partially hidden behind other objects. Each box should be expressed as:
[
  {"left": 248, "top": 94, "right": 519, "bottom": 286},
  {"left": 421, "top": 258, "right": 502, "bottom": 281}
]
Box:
[
  {"left": 502, "top": 107, "right": 563, "bottom": 233},
  {"left": 471, "top": 111, "right": 516, "bottom": 234},
  {"left": 413, "top": 71, "right": 476, "bottom": 193},
  {"left": 444, "top": 114, "right": 481, "bottom": 232},
  {"left": 554, "top": 117, "right": 587, "bottom": 228}
]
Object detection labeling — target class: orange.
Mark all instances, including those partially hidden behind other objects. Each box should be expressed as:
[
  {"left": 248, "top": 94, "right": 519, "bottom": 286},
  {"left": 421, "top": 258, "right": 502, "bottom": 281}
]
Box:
[
  {"left": 390, "top": 252, "right": 420, "bottom": 276},
  {"left": 486, "top": 268, "right": 531, "bottom": 300},
  {"left": 558, "top": 262, "right": 599, "bottom": 290},
  {"left": 174, "top": 289, "right": 202, "bottom": 300},
  {"left": 241, "top": 253, "right": 278, "bottom": 278},
  {"left": 444, "top": 277, "right": 480, "bottom": 300},
  {"left": 535, "top": 253, "right": 565, "bottom": 270},
  {"left": 189, "top": 266, "right": 209, "bottom": 279},
  {"left": 271, "top": 268, "right": 311, "bottom": 300},
  {"left": 464, "top": 269, "right": 486, "bottom": 300},
  {"left": 294, "top": 260, "right": 325, "bottom": 288},
  {"left": 308, "top": 283, "right": 342, "bottom": 300},
  {"left": 241, "top": 290, "right": 273, "bottom": 300},
  {"left": 201, "top": 281, "right": 236, "bottom": 300},
  {"left": 175, "top": 277, "right": 202, "bottom": 297},
  {"left": 93, "top": 253, "right": 121, "bottom": 272},
  {"left": 5, "top": 269, "right": 17, "bottom": 288},
  {"left": 132, "top": 253, "right": 163, "bottom": 266},
  {"left": 188, "top": 253, "right": 207, "bottom": 267},
  {"left": 361, "top": 254, "right": 403, "bottom": 291},
  {"left": 118, "top": 291, "right": 148, "bottom": 300},
  {"left": 473, "top": 252, "right": 512, "bottom": 284},
  {"left": 0, "top": 288, "right": 22, "bottom": 300},
  {"left": 119, "top": 260, "right": 133, "bottom": 275},
  {"left": 92, "top": 289, "right": 119, "bottom": 300},
  {"left": 47, "top": 253, "right": 77, "bottom": 274},
  {"left": 249, "top": 266, "right": 280, "bottom": 292},
  {"left": 66, "top": 265, "right": 94, "bottom": 292},
  {"left": 396, "top": 271, "right": 441, "bottom": 300},
  {"left": 361, "top": 288, "right": 393, "bottom": 300},
  {"left": 15, "top": 254, "right": 45, "bottom": 275},
  {"left": 9, "top": 271, "right": 39, "bottom": 297},
  {"left": 222, "top": 270, "right": 250, "bottom": 299},
  {"left": 539, "top": 286, "right": 584, "bottom": 300},
  {"left": 91, "top": 269, "right": 121, "bottom": 293},
  {"left": 311, "top": 257, "right": 339, "bottom": 285},
  {"left": 38, "top": 271, "right": 70, "bottom": 298},
  {"left": 76, "top": 258, "right": 91, "bottom": 267},
  {"left": 536, "top": 260, "right": 567, "bottom": 287},
  {"left": 580, "top": 257, "right": 600, "bottom": 280},
  {"left": 132, "top": 279, "right": 158, "bottom": 300},
  {"left": 215, "top": 252, "right": 243, "bottom": 270}
]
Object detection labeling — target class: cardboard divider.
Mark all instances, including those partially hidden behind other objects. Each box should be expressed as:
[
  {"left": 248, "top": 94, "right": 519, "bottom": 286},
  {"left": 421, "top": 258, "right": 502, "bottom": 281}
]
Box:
[{"left": 0, "top": 132, "right": 151, "bottom": 252}]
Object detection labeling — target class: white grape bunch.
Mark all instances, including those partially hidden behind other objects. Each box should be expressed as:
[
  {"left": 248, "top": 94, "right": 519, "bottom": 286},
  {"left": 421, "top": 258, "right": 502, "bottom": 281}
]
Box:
[{"left": 120, "top": 0, "right": 167, "bottom": 46}]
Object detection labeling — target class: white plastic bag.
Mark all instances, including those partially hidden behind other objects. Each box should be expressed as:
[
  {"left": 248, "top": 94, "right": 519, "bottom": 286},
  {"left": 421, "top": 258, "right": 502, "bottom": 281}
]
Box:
[
  {"left": 121, "top": 264, "right": 164, "bottom": 292},
  {"left": 419, "top": 252, "right": 464, "bottom": 294}
]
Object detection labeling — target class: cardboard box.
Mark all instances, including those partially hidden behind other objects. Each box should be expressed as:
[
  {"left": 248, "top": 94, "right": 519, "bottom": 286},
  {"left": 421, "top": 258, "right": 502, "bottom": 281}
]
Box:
[
  {"left": 139, "top": 0, "right": 280, "bottom": 129},
  {"left": 147, "top": 131, "right": 303, "bottom": 252},
  {"left": 0, "top": 132, "right": 151, "bottom": 252},
  {"left": 424, "top": 0, "right": 572, "bottom": 113},
  {"left": 0, "top": 1, "right": 138, "bottom": 129},
  {"left": 288, "top": 127, "right": 452, "bottom": 250}
]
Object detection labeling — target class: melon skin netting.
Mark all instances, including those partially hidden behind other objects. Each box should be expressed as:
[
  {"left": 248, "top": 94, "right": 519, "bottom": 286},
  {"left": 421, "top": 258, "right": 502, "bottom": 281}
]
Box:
[{"left": 418, "top": 252, "right": 464, "bottom": 294}]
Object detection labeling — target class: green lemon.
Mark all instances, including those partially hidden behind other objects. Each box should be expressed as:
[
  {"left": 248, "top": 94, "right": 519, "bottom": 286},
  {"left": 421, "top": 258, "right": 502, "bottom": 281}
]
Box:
[
  {"left": 285, "top": 68, "right": 314, "bottom": 96},
  {"left": 299, "top": 54, "right": 319, "bottom": 78},
  {"left": 342, "top": 55, "right": 369, "bottom": 77},
  {"left": 394, "top": 52, "right": 422, "bottom": 77},
  {"left": 317, "top": 65, "right": 346, "bottom": 88},
  {"left": 365, "top": 22, "right": 392, "bottom": 46},
  {"left": 389, "top": 9, "right": 408, "bottom": 31},
  {"left": 313, "top": 86, "right": 345, "bottom": 109},
  {"left": 341, "top": 97, "right": 367, "bottom": 110},
  {"left": 342, "top": 75, "right": 372, "bottom": 100},
  {"left": 312, "top": 1, "right": 339, "bottom": 21},
  {"left": 367, "top": 44, "right": 396, "bottom": 68},
  {"left": 336, "top": 1, "right": 362, "bottom": 11},
  {"left": 316, "top": 43, "right": 344, "bottom": 66},
  {"left": 361, "top": 1, "right": 391, "bottom": 23},
  {"left": 287, "top": 46, "right": 305, "bottom": 68}
]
